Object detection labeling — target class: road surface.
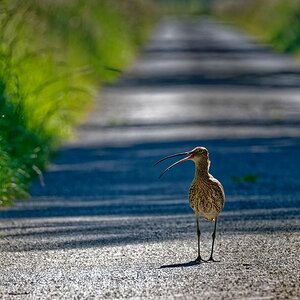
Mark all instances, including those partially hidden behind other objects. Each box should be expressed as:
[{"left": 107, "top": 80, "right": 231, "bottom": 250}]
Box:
[{"left": 0, "top": 17, "right": 300, "bottom": 299}]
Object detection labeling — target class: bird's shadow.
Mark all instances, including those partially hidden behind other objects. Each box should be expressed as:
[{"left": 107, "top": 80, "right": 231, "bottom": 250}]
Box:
[{"left": 160, "top": 260, "right": 204, "bottom": 269}]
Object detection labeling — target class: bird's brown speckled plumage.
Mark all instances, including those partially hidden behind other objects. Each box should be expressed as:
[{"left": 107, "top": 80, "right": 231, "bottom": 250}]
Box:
[{"left": 188, "top": 147, "right": 225, "bottom": 221}]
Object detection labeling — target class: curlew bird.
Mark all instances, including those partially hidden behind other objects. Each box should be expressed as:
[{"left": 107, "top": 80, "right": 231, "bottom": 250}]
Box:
[{"left": 155, "top": 147, "right": 225, "bottom": 262}]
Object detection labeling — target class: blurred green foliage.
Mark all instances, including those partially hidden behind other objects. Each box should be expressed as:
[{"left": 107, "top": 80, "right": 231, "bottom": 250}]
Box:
[
  {"left": 155, "top": 0, "right": 209, "bottom": 15},
  {"left": 212, "top": 0, "right": 300, "bottom": 55},
  {"left": 0, "top": 0, "right": 156, "bottom": 206}
]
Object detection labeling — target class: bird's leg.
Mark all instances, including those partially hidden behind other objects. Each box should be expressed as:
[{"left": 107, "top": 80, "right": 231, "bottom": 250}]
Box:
[
  {"left": 207, "top": 218, "right": 219, "bottom": 262},
  {"left": 195, "top": 215, "right": 204, "bottom": 262}
]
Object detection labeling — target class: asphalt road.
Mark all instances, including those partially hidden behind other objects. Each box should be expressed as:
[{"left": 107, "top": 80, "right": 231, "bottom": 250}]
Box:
[{"left": 0, "top": 17, "right": 300, "bottom": 299}]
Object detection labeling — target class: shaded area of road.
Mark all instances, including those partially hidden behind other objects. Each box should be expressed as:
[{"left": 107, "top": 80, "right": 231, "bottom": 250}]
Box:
[{"left": 0, "top": 17, "right": 299, "bottom": 299}]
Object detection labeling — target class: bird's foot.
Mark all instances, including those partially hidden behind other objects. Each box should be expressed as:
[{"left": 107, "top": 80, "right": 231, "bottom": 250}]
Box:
[
  {"left": 194, "top": 256, "right": 206, "bottom": 263},
  {"left": 206, "top": 257, "right": 220, "bottom": 263}
]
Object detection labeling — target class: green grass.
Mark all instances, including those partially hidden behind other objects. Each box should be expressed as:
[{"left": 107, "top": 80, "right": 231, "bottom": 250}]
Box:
[
  {"left": 0, "top": 0, "right": 156, "bottom": 206},
  {"left": 212, "top": 0, "right": 300, "bottom": 55}
]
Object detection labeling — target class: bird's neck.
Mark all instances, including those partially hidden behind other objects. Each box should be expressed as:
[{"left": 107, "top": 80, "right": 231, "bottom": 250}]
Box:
[{"left": 194, "top": 159, "right": 210, "bottom": 179}]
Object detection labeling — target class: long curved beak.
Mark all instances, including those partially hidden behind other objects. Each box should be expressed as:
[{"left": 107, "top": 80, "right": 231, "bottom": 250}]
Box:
[
  {"left": 154, "top": 151, "right": 190, "bottom": 166},
  {"left": 154, "top": 151, "right": 194, "bottom": 178}
]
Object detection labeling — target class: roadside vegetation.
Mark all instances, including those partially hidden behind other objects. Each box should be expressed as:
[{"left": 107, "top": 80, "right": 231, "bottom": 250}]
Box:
[
  {"left": 155, "top": 0, "right": 208, "bottom": 15},
  {"left": 158, "top": 0, "right": 300, "bottom": 55},
  {"left": 212, "top": 0, "right": 300, "bottom": 55},
  {"left": 0, "top": 0, "right": 155, "bottom": 206}
]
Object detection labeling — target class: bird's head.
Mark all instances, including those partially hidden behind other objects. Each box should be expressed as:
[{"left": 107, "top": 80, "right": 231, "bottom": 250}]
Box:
[
  {"left": 189, "top": 146, "right": 209, "bottom": 161},
  {"left": 154, "top": 146, "right": 209, "bottom": 178}
]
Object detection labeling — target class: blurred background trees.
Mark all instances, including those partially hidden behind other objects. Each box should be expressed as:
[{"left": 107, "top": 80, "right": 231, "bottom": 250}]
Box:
[
  {"left": 213, "top": 0, "right": 300, "bottom": 55},
  {"left": 157, "top": 0, "right": 300, "bottom": 55}
]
